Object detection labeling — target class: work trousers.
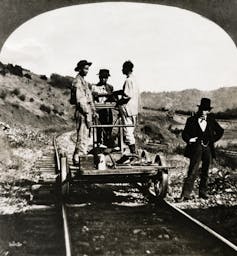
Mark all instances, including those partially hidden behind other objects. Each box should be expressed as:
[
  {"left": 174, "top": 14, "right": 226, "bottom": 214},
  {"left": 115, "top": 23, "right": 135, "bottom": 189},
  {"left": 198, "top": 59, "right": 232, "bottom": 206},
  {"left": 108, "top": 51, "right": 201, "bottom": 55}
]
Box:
[
  {"left": 75, "top": 113, "right": 90, "bottom": 155},
  {"left": 182, "top": 143, "right": 211, "bottom": 197},
  {"left": 121, "top": 115, "right": 136, "bottom": 145},
  {"left": 97, "top": 109, "right": 113, "bottom": 146}
]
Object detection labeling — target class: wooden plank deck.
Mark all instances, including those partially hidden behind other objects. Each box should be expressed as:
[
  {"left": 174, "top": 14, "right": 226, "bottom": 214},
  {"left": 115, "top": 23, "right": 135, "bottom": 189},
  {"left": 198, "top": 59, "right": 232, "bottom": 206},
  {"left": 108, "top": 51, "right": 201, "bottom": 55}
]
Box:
[{"left": 69, "top": 165, "right": 172, "bottom": 176}]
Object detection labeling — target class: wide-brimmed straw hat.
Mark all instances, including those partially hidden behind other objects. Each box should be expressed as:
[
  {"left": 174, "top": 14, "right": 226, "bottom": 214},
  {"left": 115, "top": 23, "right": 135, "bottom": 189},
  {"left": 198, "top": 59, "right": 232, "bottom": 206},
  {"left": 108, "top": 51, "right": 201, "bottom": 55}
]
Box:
[{"left": 74, "top": 60, "right": 92, "bottom": 71}]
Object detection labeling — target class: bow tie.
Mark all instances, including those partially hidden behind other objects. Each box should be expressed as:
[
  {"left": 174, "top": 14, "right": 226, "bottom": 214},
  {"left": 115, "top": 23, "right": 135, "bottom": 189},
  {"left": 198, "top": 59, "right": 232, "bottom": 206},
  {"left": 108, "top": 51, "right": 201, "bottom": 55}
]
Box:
[{"left": 199, "top": 117, "right": 206, "bottom": 122}]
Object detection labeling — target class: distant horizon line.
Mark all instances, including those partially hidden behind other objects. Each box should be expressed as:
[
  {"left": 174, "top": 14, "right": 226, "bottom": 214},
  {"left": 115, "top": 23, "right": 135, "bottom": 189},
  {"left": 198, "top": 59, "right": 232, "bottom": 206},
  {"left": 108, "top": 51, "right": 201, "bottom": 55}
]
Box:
[{"left": 0, "top": 60, "right": 236, "bottom": 93}]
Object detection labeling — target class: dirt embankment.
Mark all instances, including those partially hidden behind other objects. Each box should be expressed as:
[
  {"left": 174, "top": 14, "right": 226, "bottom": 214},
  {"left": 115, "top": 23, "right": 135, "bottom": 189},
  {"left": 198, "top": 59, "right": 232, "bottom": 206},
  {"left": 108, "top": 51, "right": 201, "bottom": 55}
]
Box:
[
  {"left": 0, "top": 64, "right": 76, "bottom": 214},
  {"left": 0, "top": 121, "right": 55, "bottom": 214}
]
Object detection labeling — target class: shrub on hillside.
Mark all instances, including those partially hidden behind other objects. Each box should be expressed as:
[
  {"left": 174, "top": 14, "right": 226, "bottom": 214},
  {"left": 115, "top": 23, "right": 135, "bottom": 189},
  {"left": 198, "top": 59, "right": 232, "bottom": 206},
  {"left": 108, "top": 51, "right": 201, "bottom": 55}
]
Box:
[
  {"left": 6, "top": 64, "right": 23, "bottom": 77},
  {"left": 141, "top": 123, "right": 165, "bottom": 142},
  {"left": 39, "top": 104, "right": 51, "bottom": 114},
  {"left": 19, "top": 94, "right": 26, "bottom": 101},
  {"left": 0, "top": 90, "right": 7, "bottom": 100},
  {"left": 63, "top": 90, "right": 70, "bottom": 96},
  {"left": 24, "top": 73, "right": 32, "bottom": 79},
  {"left": 11, "top": 88, "right": 20, "bottom": 96},
  {"left": 0, "top": 61, "right": 4, "bottom": 69},
  {"left": 49, "top": 73, "right": 73, "bottom": 89},
  {"left": 0, "top": 69, "right": 6, "bottom": 76},
  {"left": 40, "top": 75, "right": 48, "bottom": 80},
  {"left": 53, "top": 108, "right": 59, "bottom": 114},
  {"left": 173, "top": 144, "right": 185, "bottom": 155},
  {"left": 29, "top": 98, "right": 34, "bottom": 102},
  {"left": 12, "top": 103, "right": 19, "bottom": 109}
]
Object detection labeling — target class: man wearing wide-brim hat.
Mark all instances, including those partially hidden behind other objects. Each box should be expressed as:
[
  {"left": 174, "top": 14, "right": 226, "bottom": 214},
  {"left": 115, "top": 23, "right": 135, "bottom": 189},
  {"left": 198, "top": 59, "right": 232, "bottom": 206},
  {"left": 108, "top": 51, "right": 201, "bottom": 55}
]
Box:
[
  {"left": 178, "top": 98, "right": 224, "bottom": 201},
  {"left": 72, "top": 60, "right": 97, "bottom": 163}
]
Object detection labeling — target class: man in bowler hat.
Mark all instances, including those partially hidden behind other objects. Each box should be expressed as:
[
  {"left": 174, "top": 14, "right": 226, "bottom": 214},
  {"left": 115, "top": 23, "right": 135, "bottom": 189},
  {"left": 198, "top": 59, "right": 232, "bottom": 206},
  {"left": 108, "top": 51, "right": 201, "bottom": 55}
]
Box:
[
  {"left": 178, "top": 98, "right": 224, "bottom": 201},
  {"left": 91, "top": 69, "right": 114, "bottom": 147},
  {"left": 72, "top": 60, "right": 97, "bottom": 164}
]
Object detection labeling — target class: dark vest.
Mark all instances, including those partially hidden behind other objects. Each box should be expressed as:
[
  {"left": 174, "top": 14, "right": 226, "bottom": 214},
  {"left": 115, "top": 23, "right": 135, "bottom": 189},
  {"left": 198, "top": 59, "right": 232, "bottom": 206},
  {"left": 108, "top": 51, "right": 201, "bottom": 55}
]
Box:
[{"left": 197, "top": 121, "right": 211, "bottom": 145}]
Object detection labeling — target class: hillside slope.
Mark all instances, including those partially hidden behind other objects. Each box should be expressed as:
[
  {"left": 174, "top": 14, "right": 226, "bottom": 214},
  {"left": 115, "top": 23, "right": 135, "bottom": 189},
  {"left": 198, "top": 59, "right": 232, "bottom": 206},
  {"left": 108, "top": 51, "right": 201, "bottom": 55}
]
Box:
[
  {"left": 141, "top": 87, "right": 237, "bottom": 112},
  {"left": 0, "top": 63, "right": 74, "bottom": 130}
]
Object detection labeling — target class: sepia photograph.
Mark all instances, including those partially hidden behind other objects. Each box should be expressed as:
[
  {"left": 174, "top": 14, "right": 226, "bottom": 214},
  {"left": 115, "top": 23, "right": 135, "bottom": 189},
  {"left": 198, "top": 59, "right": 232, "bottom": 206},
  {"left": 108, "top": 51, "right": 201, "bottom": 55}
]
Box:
[{"left": 0, "top": 0, "right": 236, "bottom": 255}]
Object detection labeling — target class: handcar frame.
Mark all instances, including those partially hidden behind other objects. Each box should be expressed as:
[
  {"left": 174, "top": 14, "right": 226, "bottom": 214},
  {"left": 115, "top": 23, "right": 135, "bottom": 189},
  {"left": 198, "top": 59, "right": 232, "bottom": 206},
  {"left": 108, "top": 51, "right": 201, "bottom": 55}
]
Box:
[{"left": 59, "top": 103, "right": 170, "bottom": 200}]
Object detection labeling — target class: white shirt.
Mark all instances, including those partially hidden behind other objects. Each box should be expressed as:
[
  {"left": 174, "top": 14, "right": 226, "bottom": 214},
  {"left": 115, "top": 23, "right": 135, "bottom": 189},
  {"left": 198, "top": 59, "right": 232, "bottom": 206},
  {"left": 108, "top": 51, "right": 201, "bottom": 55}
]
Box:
[
  {"left": 198, "top": 117, "right": 207, "bottom": 132},
  {"left": 91, "top": 84, "right": 107, "bottom": 103},
  {"left": 123, "top": 74, "right": 140, "bottom": 116}
]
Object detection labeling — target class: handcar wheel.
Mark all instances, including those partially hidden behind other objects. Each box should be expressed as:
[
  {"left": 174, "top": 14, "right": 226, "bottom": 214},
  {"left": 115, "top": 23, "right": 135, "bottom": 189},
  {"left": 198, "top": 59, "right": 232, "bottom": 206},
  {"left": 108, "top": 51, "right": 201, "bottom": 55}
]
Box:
[
  {"left": 154, "top": 154, "right": 167, "bottom": 166},
  {"left": 154, "top": 170, "right": 168, "bottom": 199},
  {"left": 60, "top": 154, "right": 70, "bottom": 197},
  {"left": 141, "top": 150, "right": 151, "bottom": 163}
]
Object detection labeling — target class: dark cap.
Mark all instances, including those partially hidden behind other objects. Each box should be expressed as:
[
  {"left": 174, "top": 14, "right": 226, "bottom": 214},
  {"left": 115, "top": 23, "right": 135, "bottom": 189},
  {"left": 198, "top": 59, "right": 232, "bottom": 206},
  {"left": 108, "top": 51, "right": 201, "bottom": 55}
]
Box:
[
  {"left": 197, "top": 98, "right": 213, "bottom": 110},
  {"left": 74, "top": 60, "right": 92, "bottom": 71},
  {"left": 97, "top": 69, "right": 110, "bottom": 78}
]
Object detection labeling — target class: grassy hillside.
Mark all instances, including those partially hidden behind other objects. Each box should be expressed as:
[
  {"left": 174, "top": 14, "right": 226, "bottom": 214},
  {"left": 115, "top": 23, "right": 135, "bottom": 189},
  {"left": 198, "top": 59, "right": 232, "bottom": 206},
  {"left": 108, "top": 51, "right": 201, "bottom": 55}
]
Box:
[
  {"left": 0, "top": 62, "right": 78, "bottom": 213},
  {"left": 141, "top": 87, "right": 237, "bottom": 113},
  {"left": 0, "top": 62, "right": 74, "bottom": 130}
]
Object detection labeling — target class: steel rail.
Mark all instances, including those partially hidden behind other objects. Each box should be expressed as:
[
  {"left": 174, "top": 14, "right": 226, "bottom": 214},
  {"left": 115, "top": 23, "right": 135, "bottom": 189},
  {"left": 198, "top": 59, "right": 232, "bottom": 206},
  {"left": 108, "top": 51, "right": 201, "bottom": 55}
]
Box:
[
  {"left": 142, "top": 186, "right": 237, "bottom": 254},
  {"left": 163, "top": 200, "right": 237, "bottom": 253},
  {"left": 53, "top": 136, "right": 60, "bottom": 174},
  {"left": 61, "top": 204, "right": 71, "bottom": 256},
  {"left": 53, "top": 136, "right": 72, "bottom": 256}
]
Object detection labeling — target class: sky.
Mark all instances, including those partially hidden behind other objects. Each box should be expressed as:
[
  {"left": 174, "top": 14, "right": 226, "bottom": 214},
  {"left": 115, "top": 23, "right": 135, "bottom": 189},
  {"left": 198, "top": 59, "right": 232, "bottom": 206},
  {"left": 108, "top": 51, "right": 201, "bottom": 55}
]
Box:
[{"left": 0, "top": 2, "right": 237, "bottom": 92}]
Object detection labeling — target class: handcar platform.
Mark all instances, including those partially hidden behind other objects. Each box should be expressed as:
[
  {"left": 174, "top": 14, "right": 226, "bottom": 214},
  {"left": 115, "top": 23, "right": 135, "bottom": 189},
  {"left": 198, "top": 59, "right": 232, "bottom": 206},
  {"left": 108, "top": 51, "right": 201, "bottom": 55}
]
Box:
[{"left": 58, "top": 102, "right": 171, "bottom": 200}]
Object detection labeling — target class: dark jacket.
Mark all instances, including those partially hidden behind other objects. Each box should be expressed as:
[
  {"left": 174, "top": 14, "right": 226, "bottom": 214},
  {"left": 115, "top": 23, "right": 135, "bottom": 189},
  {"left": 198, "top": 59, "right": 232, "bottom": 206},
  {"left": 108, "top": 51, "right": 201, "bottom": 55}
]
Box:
[{"left": 182, "top": 114, "right": 224, "bottom": 158}]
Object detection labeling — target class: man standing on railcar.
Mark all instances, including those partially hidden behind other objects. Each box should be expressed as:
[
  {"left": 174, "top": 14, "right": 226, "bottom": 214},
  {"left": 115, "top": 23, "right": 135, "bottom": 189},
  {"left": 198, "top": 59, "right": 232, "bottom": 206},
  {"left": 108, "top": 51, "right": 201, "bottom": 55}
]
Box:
[
  {"left": 178, "top": 98, "right": 224, "bottom": 201},
  {"left": 91, "top": 69, "right": 114, "bottom": 148},
  {"left": 72, "top": 60, "right": 97, "bottom": 164},
  {"left": 116, "top": 60, "right": 140, "bottom": 164}
]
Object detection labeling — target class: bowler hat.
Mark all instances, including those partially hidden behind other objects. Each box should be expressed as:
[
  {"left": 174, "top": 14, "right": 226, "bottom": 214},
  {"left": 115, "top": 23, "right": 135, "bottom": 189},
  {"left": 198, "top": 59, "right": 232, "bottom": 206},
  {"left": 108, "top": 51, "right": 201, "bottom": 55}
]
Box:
[
  {"left": 74, "top": 60, "right": 92, "bottom": 71},
  {"left": 97, "top": 69, "right": 110, "bottom": 78},
  {"left": 197, "top": 98, "right": 213, "bottom": 110}
]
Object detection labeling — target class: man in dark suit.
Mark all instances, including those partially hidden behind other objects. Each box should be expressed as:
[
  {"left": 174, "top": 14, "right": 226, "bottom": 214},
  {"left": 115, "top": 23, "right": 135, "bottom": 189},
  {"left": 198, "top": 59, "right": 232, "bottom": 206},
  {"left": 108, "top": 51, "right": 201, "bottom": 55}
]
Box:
[{"left": 178, "top": 98, "right": 224, "bottom": 201}]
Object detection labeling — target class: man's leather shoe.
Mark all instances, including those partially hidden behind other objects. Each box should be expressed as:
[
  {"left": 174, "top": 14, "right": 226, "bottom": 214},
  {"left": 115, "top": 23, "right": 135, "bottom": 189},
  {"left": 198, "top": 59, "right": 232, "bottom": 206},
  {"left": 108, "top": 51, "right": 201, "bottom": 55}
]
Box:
[{"left": 116, "top": 155, "right": 130, "bottom": 164}]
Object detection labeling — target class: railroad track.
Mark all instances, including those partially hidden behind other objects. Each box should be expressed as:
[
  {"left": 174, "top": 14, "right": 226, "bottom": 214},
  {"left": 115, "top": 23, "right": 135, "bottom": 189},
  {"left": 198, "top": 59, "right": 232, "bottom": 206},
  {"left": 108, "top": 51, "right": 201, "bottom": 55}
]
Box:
[{"left": 34, "top": 135, "right": 237, "bottom": 256}]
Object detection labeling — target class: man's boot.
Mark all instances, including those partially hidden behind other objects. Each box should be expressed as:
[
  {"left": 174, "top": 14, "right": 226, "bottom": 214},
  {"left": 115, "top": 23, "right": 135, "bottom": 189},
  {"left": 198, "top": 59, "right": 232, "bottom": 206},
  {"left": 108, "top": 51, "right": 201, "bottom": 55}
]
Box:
[
  {"left": 176, "top": 178, "right": 193, "bottom": 202},
  {"left": 116, "top": 155, "right": 130, "bottom": 164},
  {"left": 128, "top": 144, "right": 139, "bottom": 164},
  {"left": 73, "top": 148, "right": 80, "bottom": 165},
  {"left": 129, "top": 144, "right": 136, "bottom": 154},
  {"left": 199, "top": 179, "right": 209, "bottom": 199}
]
